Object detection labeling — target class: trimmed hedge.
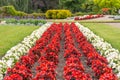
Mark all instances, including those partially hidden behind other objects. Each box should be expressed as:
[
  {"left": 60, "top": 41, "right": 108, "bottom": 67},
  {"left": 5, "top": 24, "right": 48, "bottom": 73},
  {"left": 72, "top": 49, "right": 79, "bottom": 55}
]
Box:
[
  {"left": 45, "top": 10, "right": 71, "bottom": 19},
  {"left": 0, "top": 6, "right": 45, "bottom": 18},
  {"left": 0, "top": 6, "right": 27, "bottom": 17}
]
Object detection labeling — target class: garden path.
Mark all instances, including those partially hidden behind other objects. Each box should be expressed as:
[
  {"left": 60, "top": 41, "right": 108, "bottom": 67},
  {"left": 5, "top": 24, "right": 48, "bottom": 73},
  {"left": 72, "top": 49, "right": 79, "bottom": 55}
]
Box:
[{"left": 105, "top": 23, "right": 120, "bottom": 28}]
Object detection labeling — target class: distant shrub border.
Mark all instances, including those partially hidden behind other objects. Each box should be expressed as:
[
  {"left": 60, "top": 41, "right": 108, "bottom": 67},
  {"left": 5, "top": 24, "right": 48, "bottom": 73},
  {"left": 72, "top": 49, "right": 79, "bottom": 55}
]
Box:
[
  {"left": 45, "top": 10, "right": 71, "bottom": 19},
  {"left": 0, "top": 6, "right": 45, "bottom": 19}
]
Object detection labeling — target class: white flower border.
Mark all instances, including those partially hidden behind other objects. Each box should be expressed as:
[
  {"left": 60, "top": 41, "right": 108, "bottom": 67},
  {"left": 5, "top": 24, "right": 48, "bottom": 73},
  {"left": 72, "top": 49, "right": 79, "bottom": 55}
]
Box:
[
  {"left": 75, "top": 22, "right": 120, "bottom": 78},
  {"left": 0, "top": 22, "right": 52, "bottom": 80}
]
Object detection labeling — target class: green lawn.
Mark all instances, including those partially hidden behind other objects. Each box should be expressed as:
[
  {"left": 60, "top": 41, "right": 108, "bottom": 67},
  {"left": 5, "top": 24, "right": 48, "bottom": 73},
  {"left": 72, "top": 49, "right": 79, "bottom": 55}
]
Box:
[
  {"left": 0, "top": 24, "right": 39, "bottom": 57},
  {"left": 81, "top": 23, "right": 120, "bottom": 52}
]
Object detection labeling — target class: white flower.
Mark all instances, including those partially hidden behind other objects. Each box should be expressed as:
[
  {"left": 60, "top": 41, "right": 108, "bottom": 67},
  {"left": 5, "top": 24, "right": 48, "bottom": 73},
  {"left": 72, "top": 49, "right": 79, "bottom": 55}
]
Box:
[
  {"left": 6, "top": 58, "right": 14, "bottom": 67},
  {"left": 76, "top": 22, "right": 120, "bottom": 78},
  {"left": 0, "top": 23, "right": 51, "bottom": 79},
  {"left": 117, "top": 72, "right": 120, "bottom": 78},
  {"left": 117, "top": 66, "right": 120, "bottom": 72},
  {"left": 0, "top": 74, "right": 3, "bottom": 80},
  {"left": 109, "top": 62, "right": 117, "bottom": 68}
]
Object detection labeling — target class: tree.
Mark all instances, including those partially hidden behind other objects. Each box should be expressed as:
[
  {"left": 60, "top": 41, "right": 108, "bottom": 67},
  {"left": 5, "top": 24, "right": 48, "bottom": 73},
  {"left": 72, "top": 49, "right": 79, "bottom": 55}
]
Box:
[
  {"left": 0, "top": 0, "right": 59, "bottom": 13},
  {"left": 81, "top": 0, "right": 94, "bottom": 12},
  {"left": 94, "top": 0, "right": 120, "bottom": 14},
  {"left": 59, "top": 0, "right": 85, "bottom": 13}
]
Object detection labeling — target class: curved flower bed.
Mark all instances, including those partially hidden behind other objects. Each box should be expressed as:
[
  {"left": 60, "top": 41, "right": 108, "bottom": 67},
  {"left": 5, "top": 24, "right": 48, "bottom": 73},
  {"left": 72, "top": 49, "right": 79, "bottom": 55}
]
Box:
[
  {"left": 1, "top": 22, "right": 118, "bottom": 80},
  {"left": 0, "top": 23, "right": 51, "bottom": 80},
  {"left": 75, "top": 22, "right": 120, "bottom": 79},
  {"left": 74, "top": 14, "right": 104, "bottom": 20}
]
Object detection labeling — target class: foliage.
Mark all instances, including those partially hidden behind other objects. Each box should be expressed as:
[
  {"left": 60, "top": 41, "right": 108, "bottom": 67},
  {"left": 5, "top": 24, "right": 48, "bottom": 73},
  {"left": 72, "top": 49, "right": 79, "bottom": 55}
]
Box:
[
  {"left": 0, "top": 6, "right": 46, "bottom": 18},
  {"left": 0, "top": 0, "right": 33, "bottom": 13},
  {"left": 0, "top": 5, "right": 27, "bottom": 17},
  {"left": 0, "top": 0, "right": 58, "bottom": 13},
  {"left": 46, "top": 10, "right": 71, "bottom": 19},
  {"left": 81, "top": 0, "right": 94, "bottom": 12},
  {"left": 2, "top": 6, "right": 16, "bottom": 16},
  {"left": 59, "top": 0, "right": 86, "bottom": 13},
  {"left": 32, "top": 13, "right": 45, "bottom": 18},
  {"left": 94, "top": 0, "right": 120, "bottom": 14}
]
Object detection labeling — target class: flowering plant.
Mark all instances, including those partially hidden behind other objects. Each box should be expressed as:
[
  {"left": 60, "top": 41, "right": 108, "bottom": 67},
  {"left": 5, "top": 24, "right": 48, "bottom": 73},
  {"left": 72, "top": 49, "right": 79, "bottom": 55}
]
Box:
[{"left": 75, "top": 22, "right": 120, "bottom": 78}]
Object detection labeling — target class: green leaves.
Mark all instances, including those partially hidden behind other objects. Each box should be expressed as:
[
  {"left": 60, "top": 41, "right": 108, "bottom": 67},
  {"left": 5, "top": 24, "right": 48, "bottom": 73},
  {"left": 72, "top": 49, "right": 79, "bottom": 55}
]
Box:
[
  {"left": 94, "top": 0, "right": 120, "bottom": 9},
  {"left": 59, "top": 0, "right": 86, "bottom": 12}
]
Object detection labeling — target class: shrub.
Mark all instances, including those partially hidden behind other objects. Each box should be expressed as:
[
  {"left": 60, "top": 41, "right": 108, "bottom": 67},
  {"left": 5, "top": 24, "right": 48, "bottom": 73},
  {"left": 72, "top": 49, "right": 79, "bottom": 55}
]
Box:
[
  {"left": 73, "top": 12, "right": 85, "bottom": 16},
  {"left": 0, "top": 7, "right": 3, "bottom": 14},
  {"left": 45, "top": 10, "right": 71, "bottom": 19},
  {"left": 16, "top": 11, "right": 27, "bottom": 17},
  {"left": 0, "top": 6, "right": 46, "bottom": 18},
  {"left": 32, "top": 13, "right": 45, "bottom": 18},
  {"left": 2, "top": 6, "right": 17, "bottom": 16}
]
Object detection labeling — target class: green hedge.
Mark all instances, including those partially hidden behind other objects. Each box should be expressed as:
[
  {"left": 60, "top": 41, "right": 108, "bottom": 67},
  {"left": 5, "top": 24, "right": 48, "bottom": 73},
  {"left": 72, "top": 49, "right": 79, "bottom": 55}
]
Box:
[
  {"left": 32, "top": 13, "right": 45, "bottom": 18},
  {"left": 0, "top": 6, "right": 27, "bottom": 17},
  {"left": 0, "top": 6, "right": 45, "bottom": 18},
  {"left": 46, "top": 10, "right": 71, "bottom": 19}
]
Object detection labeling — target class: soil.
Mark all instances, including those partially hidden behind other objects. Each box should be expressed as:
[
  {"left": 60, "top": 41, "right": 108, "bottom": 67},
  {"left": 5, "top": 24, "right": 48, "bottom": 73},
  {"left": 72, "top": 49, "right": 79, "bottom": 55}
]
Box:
[{"left": 56, "top": 26, "right": 65, "bottom": 80}]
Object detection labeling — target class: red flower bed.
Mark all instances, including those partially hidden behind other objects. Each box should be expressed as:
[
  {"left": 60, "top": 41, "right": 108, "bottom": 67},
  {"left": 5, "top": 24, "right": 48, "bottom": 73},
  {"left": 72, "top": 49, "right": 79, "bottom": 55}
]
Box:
[
  {"left": 74, "top": 14, "right": 104, "bottom": 20},
  {"left": 4, "top": 22, "right": 117, "bottom": 80},
  {"left": 71, "top": 22, "right": 118, "bottom": 79}
]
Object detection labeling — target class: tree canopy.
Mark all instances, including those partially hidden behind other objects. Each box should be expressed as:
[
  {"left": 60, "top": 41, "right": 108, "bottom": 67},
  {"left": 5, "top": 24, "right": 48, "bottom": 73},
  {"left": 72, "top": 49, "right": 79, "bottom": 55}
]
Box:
[
  {"left": 0, "top": 0, "right": 120, "bottom": 14},
  {"left": 94, "top": 0, "right": 120, "bottom": 9}
]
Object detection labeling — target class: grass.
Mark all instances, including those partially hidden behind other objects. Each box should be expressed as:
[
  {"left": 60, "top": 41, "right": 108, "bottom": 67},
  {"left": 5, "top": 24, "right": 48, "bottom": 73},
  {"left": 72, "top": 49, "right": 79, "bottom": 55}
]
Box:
[
  {"left": 0, "top": 24, "right": 39, "bottom": 57},
  {"left": 81, "top": 23, "right": 120, "bottom": 52}
]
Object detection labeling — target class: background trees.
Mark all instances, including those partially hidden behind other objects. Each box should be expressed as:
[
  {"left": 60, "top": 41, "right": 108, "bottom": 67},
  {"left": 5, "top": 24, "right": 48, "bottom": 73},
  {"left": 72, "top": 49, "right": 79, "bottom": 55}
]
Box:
[
  {"left": 0, "top": 0, "right": 120, "bottom": 14},
  {"left": 59, "top": 0, "right": 85, "bottom": 13},
  {"left": 94, "top": 0, "right": 120, "bottom": 14},
  {"left": 0, "top": 0, "right": 58, "bottom": 13}
]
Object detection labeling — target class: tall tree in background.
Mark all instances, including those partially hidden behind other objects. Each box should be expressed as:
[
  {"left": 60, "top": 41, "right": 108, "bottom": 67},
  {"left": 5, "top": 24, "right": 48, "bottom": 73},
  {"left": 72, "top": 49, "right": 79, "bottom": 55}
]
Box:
[
  {"left": 0, "top": 0, "right": 59, "bottom": 13},
  {"left": 59, "top": 0, "right": 85, "bottom": 13},
  {"left": 0, "top": 0, "right": 31, "bottom": 13},
  {"left": 94, "top": 0, "right": 120, "bottom": 14},
  {"left": 81, "top": 0, "right": 94, "bottom": 12}
]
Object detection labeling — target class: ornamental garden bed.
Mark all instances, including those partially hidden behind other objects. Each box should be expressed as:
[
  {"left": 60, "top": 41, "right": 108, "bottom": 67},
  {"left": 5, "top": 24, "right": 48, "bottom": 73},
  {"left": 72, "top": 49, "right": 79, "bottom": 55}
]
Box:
[{"left": 1, "top": 23, "right": 118, "bottom": 80}]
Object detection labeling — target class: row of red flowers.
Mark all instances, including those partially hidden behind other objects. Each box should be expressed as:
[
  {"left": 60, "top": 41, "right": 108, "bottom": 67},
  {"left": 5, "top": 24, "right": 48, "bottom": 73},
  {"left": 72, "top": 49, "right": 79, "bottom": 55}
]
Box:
[
  {"left": 63, "top": 23, "right": 92, "bottom": 80},
  {"left": 4, "top": 23, "right": 62, "bottom": 80},
  {"left": 74, "top": 14, "right": 104, "bottom": 20},
  {"left": 33, "top": 23, "right": 62, "bottom": 80},
  {"left": 71, "top": 23, "right": 117, "bottom": 80}
]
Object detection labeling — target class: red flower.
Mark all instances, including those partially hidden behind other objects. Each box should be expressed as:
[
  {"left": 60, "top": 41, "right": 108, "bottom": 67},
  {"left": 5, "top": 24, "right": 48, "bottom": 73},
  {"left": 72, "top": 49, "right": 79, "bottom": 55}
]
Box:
[
  {"left": 99, "top": 72, "right": 118, "bottom": 80},
  {"left": 4, "top": 74, "right": 23, "bottom": 80}
]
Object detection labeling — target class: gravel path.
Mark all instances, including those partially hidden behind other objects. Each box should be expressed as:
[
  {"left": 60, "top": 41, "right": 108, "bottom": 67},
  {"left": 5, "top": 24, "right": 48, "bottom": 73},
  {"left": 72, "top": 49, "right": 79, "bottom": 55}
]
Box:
[{"left": 105, "top": 23, "right": 120, "bottom": 28}]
